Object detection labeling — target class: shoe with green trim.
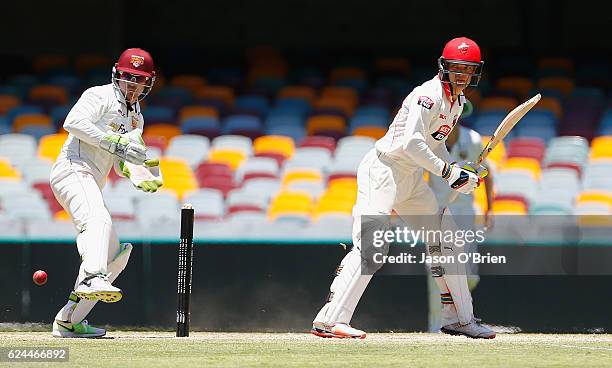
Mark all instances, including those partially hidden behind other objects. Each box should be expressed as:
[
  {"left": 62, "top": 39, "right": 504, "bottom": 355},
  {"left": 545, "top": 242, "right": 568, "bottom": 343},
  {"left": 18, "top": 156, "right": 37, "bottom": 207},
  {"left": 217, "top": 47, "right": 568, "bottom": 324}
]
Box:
[{"left": 52, "top": 319, "right": 106, "bottom": 338}]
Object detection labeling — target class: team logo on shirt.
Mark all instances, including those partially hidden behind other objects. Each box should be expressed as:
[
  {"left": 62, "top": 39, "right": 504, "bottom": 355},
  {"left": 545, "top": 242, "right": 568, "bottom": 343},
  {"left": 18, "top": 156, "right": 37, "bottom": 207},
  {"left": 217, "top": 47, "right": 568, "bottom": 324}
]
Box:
[
  {"left": 431, "top": 124, "right": 452, "bottom": 141},
  {"left": 417, "top": 96, "right": 434, "bottom": 110}
]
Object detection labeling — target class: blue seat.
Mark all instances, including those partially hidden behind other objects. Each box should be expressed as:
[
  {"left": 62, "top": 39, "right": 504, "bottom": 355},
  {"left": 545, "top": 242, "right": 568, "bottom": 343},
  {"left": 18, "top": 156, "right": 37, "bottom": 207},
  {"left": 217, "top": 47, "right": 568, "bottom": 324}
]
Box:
[
  {"left": 50, "top": 105, "right": 72, "bottom": 127},
  {"left": 0, "top": 117, "right": 10, "bottom": 134},
  {"left": 235, "top": 95, "right": 269, "bottom": 116},
  {"left": 472, "top": 111, "right": 507, "bottom": 127},
  {"left": 598, "top": 109, "right": 612, "bottom": 129},
  {"left": 252, "top": 78, "right": 287, "bottom": 95},
  {"left": 519, "top": 110, "right": 559, "bottom": 129},
  {"left": 335, "top": 79, "right": 367, "bottom": 94},
  {"left": 207, "top": 67, "right": 243, "bottom": 86},
  {"left": 20, "top": 125, "right": 56, "bottom": 140},
  {"left": 265, "top": 125, "right": 305, "bottom": 142},
  {"left": 222, "top": 115, "right": 263, "bottom": 135},
  {"left": 0, "top": 85, "right": 25, "bottom": 99},
  {"left": 149, "top": 87, "right": 193, "bottom": 107},
  {"left": 514, "top": 125, "right": 557, "bottom": 143},
  {"left": 142, "top": 106, "right": 175, "bottom": 124},
  {"left": 181, "top": 117, "right": 221, "bottom": 135},
  {"left": 47, "top": 74, "right": 81, "bottom": 94},
  {"left": 274, "top": 98, "right": 311, "bottom": 116},
  {"left": 265, "top": 115, "right": 304, "bottom": 129},
  {"left": 7, "top": 105, "right": 44, "bottom": 125},
  {"left": 349, "top": 115, "right": 388, "bottom": 129}
]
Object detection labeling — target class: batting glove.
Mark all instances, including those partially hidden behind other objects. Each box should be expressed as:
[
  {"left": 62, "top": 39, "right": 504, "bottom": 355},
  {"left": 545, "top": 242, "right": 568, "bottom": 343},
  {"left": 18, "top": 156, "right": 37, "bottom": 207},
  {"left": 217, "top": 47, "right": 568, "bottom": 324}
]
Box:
[
  {"left": 441, "top": 161, "right": 485, "bottom": 194},
  {"left": 100, "top": 133, "right": 147, "bottom": 165}
]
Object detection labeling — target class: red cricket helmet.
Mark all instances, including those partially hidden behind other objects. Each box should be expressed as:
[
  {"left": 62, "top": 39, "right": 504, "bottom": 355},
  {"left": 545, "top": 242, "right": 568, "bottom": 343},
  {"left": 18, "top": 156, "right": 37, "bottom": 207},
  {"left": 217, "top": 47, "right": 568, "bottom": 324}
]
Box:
[
  {"left": 438, "top": 37, "right": 484, "bottom": 87},
  {"left": 112, "top": 48, "right": 156, "bottom": 102}
]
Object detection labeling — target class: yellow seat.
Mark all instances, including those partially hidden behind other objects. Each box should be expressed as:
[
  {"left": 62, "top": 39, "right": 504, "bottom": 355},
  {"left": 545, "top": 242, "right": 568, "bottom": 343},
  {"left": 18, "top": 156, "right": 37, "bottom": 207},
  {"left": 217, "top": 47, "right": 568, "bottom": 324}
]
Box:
[
  {"left": 159, "top": 157, "right": 198, "bottom": 199},
  {"left": 282, "top": 169, "right": 323, "bottom": 186},
  {"left": 533, "top": 96, "right": 563, "bottom": 119},
  {"left": 328, "top": 177, "right": 357, "bottom": 191},
  {"left": 480, "top": 136, "right": 506, "bottom": 169},
  {"left": 537, "top": 77, "right": 575, "bottom": 96},
  {"left": 170, "top": 75, "right": 206, "bottom": 94},
  {"left": 480, "top": 96, "right": 518, "bottom": 112},
  {"left": 491, "top": 200, "right": 527, "bottom": 215},
  {"left": 54, "top": 210, "right": 71, "bottom": 221},
  {"left": 0, "top": 95, "right": 21, "bottom": 115},
  {"left": 144, "top": 124, "right": 182, "bottom": 142},
  {"left": 314, "top": 198, "right": 354, "bottom": 218},
  {"left": 254, "top": 135, "right": 295, "bottom": 159},
  {"left": 38, "top": 133, "right": 68, "bottom": 162},
  {"left": 500, "top": 157, "right": 541, "bottom": 180},
  {"left": 268, "top": 191, "right": 313, "bottom": 220},
  {"left": 495, "top": 77, "right": 534, "bottom": 99},
  {"left": 0, "top": 159, "right": 21, "bottom": 179},
  {"left": 590, "top": 136, "right": 612, "bottom": 159},
  {"left": 576, "top": 191, "right": 612, "bottom": 206},
  {"left": 319, "top": 189, "right": 357, "bottom": 205},
  {"left": 179, "top": 106, "right": 219, "bottom": 121},
  {"left": 353, "top": 126, "right": 386, "bottom": 140},
  {"left": 13, "top": 113, "right": 53, "bottom": 132},
  {"left": 277, "top": 86, "right": 317, "bottom": 104},
  {"left": 208, "top": 148, "right": 247, "bottom": 170},
  {"left": 306, "top": 115, "right": 346, "bottom": 135}
]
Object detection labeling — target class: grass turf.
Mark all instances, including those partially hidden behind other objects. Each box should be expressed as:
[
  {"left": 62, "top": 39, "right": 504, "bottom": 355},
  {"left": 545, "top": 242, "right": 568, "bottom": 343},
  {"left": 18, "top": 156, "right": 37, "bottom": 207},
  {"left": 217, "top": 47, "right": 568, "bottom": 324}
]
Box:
[{"left": 0, "top": 332, "right": 611, "bottom": 368}]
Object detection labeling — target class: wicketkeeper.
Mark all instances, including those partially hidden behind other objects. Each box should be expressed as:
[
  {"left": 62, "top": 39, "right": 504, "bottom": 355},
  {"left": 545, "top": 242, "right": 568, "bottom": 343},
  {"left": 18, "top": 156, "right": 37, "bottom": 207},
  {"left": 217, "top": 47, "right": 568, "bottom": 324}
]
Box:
[{"left": 50, "top": 48, "right": 163, "bottom": 338}]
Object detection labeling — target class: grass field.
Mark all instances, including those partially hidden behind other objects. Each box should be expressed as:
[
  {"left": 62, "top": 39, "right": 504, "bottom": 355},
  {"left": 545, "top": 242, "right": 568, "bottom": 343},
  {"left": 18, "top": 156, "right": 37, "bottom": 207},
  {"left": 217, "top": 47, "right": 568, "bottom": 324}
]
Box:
[{"left": 1, "top": 331, "right": 611, "bottom": 368}]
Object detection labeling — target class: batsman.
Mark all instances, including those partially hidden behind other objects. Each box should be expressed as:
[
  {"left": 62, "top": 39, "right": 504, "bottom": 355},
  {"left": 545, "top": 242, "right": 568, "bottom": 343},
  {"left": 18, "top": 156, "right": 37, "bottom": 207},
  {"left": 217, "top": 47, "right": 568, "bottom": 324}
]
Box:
[
  {"left": 49, "top": 48, "right": 163, "bottom": 338},
  {"left": 312, "top": 37, "right": 496, "bottom": 339}
]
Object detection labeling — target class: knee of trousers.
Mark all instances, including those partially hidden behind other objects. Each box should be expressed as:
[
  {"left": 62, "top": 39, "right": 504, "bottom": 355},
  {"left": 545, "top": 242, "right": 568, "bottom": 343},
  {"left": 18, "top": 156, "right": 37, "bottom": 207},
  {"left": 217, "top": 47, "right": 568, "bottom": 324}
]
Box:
[{"left": 107, "top": 243, "right": 133, "bottom": 276}]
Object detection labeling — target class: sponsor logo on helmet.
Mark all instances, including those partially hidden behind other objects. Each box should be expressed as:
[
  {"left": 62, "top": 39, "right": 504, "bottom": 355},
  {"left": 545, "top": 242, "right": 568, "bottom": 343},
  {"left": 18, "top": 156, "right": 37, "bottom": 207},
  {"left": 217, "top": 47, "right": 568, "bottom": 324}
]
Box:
[
  {"left": 458, "top": 42, "right": 469, "bottom": 55},
  {"left": 417, "top": 96, "right": 434, "bottom": 110},
  {"left": 431, "top": 124, "right": 452, "bottom": 141},
  {"left": 130, "top": 55, "right": 145, "bottom": 68}
]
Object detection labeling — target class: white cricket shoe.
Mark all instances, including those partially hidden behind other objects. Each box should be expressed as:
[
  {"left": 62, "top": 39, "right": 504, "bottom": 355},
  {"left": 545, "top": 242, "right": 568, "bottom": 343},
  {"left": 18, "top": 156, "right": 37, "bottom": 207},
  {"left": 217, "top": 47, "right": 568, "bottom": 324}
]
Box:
[
  {"left": 311, "top": 322, "right": 366, "bottom": 339},
  {"left": 441, "top": 318, "right": 496, "bottom": 339},
  {"left": 52, "top": 320, "right": 106, "bottom": 338},
  {"left": 74, "top": 274, "right": 122, "bottom": 303}
]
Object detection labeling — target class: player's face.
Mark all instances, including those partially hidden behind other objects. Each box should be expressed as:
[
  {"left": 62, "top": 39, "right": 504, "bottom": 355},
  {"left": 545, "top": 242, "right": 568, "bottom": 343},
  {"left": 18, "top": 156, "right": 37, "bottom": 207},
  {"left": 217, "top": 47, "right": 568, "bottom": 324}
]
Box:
[
  {"left": 448, "top": 63, "right": 476, "bottom": 91},
  {"left": 118, "top": 73, "right": 147, "bottom": 104}
]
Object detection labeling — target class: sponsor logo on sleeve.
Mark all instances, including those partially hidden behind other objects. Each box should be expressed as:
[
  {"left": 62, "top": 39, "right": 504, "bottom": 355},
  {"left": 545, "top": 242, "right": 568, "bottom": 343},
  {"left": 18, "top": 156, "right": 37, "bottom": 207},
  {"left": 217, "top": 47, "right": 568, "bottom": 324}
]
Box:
[
  {"left": 417, "top": 96, "right": 434, "bottom": 110},
  {"left": 431, "top": 124, "right": 452, "bottom": 141}
]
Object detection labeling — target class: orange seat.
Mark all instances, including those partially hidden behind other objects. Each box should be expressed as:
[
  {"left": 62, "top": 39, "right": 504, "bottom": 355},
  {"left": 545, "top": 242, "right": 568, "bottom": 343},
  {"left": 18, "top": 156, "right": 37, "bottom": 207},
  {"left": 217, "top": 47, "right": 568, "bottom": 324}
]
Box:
[
  {"left": 194, "top": 86, "right": 235, "bottom": 106},
  {"left": 590, "top": 136, "right": 612, "bottom": 159},
  {"left": 254, "top": 135, "right": 295, "bottom": 159},
  {"left": 320, "top": 87, "right": 358, "bottom": 106},
  {"left": 0, "top": 95, "right": 21, "bottom": 115},
  {"left": 144, "top": 124, "right": 182, "bottom": 142},
  {"left": 38, "top": 133, "right": 68, "bottom": 162},
  {"left": 374, "top": 57, "right": 410, "bottom": 76},
  {"left": 537, "top": 77, "right": 574, "bottom": 96},
  {"left": 33, "top": 55, "right": 69, "bottom": 73},
  {"left": 330, "top": 67, "right": 366, "bottom": 82},
  {"left": 491, "top": 199, "right": 527, "bottom": 214},
  {"left": 13, "top": 113, "right": 53, "bottom": 132},
  {"left": 179, "top": 106, "right": 219, "bottom": 121},
  {"left": 496, "top": 77, "right": 534, "bottom": 99},
  {"left": 480, "top": 96, "right": 518, "bottom": 112},
  {"left": 306, "top": 115, "right": 347, "bottom": 135},
  {"left": 538, "top": 57, "right": 573, "bottom": 72},
  {"left": 277, "top": 86, "right": 317, "bottom": 104},
  {"left": 314, "top": 97, "right": 355, "bottom": 116},
  {"left": 29, "top": 85, "right": 68, "bottom": 105},
  {"left": 171, "top": 75, "right": 207, "bottom": 94},
  {"left": 75, "top": 54, "right": 110, "bottom": 74},
  {"left": 314, "top": 197, "right": 354, "bottom": 217},
  {"left": 353, "top": 126, "right": 386, "bottom": 140},
  {"left": 532, "top": 96, "right": 562, "bottom": 119}
]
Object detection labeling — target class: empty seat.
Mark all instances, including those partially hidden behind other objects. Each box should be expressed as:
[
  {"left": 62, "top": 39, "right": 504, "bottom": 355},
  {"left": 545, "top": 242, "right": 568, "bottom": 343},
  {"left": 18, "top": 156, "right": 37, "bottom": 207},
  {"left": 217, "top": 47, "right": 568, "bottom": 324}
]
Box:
[
  {"left": 211, "top": 135, "right": 253, "bottom": 155},
  {"left": 253, "top": 135, "right": 295, "bottom": 159},
  {"left": 183, "top": 188, "right": 225, "bottom": 219},
  {"left": 165, "top": 134, "right": 210, "bottom": 168},
  {"left": 236, "top": 157, "right": 279, "bottom": 182},
  {"left": 144, "top": 123, "right": 181, "bottom": 142}
]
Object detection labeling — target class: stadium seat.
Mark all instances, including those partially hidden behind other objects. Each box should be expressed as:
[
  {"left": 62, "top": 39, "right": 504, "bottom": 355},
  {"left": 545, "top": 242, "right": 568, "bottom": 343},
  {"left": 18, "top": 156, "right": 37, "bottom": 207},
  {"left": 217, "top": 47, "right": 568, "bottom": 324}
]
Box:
[
  {"left": 374, "top": 57, "right": 411, "bottom": 76},
  {"left": 179, "top": 106, "right": 219, "bottom": 122},
  {"left": 267, "top": 191, "right": 314, "bottom": 220},
  {"left": 589, "top": 136, "right": 612, "bottom": 159},
  {"left": 491, "top": 199, "right": 527, "bottom": 215},
  {"left": 0, "top": 159, "right": 21, "bottom": 180},
  {"left": 180, "top": 116, "right": 221, "bottom": 138},
  {"left": 0, "top": 95, "right": 21, "bottom": 115},
  {"left": 479, "top": 96, "right": 518, "bottom": 112},
  {"left": 166, "top": 134, "right": 210, "bottom": 168},
  {"left": 532, "top": 96, "right": 563, "bottom": 119},
  {"left": 277, "top": 86, "right": 317, "bottom": 104},
  {"left": 234, "top": 95, "right": 269, "bottom": 116},
  {"left": 299, "top": 136, "right": 336, "bottom": 154},
  {"left": 352, "top": 125, "right": 386, "bottom": 139},
  {"left": 29, "top": 85, "right": 68, "bottom": 106},
  {"left": 170, "top": 75, "right": 207, "bottom": 94},
  {"left": 283, "top": 147, "right": 332, "bottom": 172},
  {"left": 306, "top": 115, "right": 346, "bottom": 136},
  {"left": 13, "top": 113, "right": 53, "bottom": 133},
  {"left": 222, "top": 115, "right": 263, "bottom": 138},
  {"left": 500, "top": 157, "right": 541, "bottom": 180},
  {"left": 158, "top": 158, "right": 198, "bottom": 198},
  {"left": 537, "top": 76, "right": 574, "bottom": 96},
  {"left": 38, "top": 133, "right": 68, "bottom": 162},
  {"left": 207, "top": 148, "right": 247, "bottom": 170},
  {"left": 253, "top": 135, "right": 295, "bottom": 159},
  {"left": 226, "top": 189, "right": 269, "bottom": 212},
  {"left": 183, "top": 188, "right": 226, "bottom": 220},
  {"left": 0, "top": 133, "right": 37, "bottom": 163},
  {"left": 495, "top": 77, "right": 534, "bottom": 99},
  {"left": 212, "top": 135, "right": 253, "bottom": 155},
  {"left": 144, "top": 124, "right": 182, "bottom": 142},
  {"left": 282, "top": 168, "right": 323, "bottom": 187},
  {"left": 195, "top": 85, "right": 235, "bottom": 107}
]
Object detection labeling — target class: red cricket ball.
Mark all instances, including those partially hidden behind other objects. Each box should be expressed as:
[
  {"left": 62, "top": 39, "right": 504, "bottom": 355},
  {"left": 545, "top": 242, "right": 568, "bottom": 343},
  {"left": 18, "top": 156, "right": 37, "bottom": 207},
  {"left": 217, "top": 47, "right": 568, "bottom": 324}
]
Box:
[{"left": 33, "top": 270, "right": 47, "bottom": 286}]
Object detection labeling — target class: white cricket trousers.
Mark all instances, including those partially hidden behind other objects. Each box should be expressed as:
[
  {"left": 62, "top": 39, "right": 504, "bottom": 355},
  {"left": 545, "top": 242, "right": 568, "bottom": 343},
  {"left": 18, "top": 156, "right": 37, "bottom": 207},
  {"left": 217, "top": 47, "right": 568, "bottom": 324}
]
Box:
[{"left": 313, "top": 149, "right": 474, "bottom": 328}]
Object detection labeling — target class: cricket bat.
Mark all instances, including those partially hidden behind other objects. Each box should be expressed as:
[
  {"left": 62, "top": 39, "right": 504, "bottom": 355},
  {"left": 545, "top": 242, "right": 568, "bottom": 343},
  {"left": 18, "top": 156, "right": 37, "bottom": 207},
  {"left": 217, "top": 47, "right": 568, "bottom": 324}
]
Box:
[{"left": 447, "top": 93, "right": 542, "bottom": 204}]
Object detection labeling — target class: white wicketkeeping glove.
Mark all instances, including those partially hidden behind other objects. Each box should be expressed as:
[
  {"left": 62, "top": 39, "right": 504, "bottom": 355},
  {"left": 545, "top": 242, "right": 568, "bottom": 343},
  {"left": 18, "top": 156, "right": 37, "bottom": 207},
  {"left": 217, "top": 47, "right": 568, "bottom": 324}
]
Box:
[
  {"left": 441, "top": 161, "right": 487, "bottom": 194},
  {"left": 100, "top": 129, "right": 147, "bottom": 165}
]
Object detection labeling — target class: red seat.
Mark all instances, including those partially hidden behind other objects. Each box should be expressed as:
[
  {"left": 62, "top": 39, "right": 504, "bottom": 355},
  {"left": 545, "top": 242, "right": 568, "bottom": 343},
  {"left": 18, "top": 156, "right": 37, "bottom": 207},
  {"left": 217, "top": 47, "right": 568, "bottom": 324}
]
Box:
[
  {"left": 196, "top": 162, "right": 233, "bottom": 178},
  {"left": 243, "top": 172, "right": 277, "bottom": 183},
  {"left": 299, "top": 136, "right": 336, "bottom": 154},
  {"left": 33, "top": 182, "right": 64, "bottom": 214},
  {"left": 254, "top": 152, "right": 286, "bottom": 167},
  {"left": 328, "top": 173, "right": 357, "bottom": 182},
  {"left": 143, "top": 135, "right": 167, "bottom": 153},
  {"left": 507, "top": 146, "right": 545, "bottom": 162},
  {"left": 227, "top": 204, "right": 263, "bottom": 215},
  {"left": 543, "top": 162, "right": 582, "bottom": 178},
  {"left": 199, "top": 176, "right": 237, "bottom": 197}
]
